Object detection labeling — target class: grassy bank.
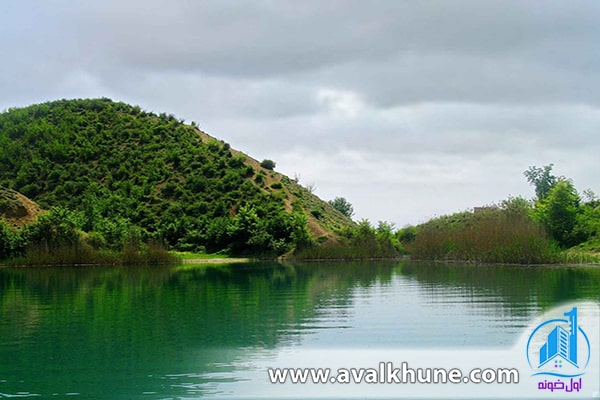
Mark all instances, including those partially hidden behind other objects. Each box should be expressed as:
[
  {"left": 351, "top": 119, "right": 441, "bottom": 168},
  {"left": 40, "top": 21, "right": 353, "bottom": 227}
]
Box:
[
  {"left": 172, "top": 251, "right": 232, "bottom": 260},
  {"left": 171, "top": 251, "right": 254, "bottom": 264}
]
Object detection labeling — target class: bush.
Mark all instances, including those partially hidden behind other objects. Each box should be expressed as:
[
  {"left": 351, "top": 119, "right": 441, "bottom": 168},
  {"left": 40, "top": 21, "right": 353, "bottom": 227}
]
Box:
[
  {"left": 328, "top": 197, "right": 354, "bottom": 218},
  {"left": 254, "top": 173, "right": 265, "bottom": 186},
  {"left": 0, "top": 221, "right": 21, "bottom": 258},
  {"left": 260, "top": 159, "right": 276, "bottom": 170}
]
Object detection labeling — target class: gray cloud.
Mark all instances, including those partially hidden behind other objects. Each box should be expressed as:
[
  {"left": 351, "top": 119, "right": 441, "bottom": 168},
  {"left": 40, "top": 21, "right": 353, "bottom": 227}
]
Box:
[
  {"left": 208, "top": 102, "right": 600, "bottom": 157},
  {"left": 74, "top": 1, "right": 600, "bottom": 72},
  {"left": 58, "top": 0, "right": 600, "bottom": 108},
  {"left": 1, "top": 0, "right": 598, "bottom": 225}
]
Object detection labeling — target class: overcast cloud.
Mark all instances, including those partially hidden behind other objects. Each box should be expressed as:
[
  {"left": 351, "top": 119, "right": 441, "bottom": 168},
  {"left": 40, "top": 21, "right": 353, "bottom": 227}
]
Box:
[{"left": 1, "top": 1, "right": 599, "bottom": 225}]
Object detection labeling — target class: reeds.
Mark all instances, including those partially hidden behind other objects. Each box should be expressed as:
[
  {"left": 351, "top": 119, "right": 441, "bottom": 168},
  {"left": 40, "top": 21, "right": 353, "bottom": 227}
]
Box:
[
  {"left": 407, "top": 210, "right": 562, "bottom": 264},
  {"left": 6, "top": 240, "right": 179, "bottom": 266}
]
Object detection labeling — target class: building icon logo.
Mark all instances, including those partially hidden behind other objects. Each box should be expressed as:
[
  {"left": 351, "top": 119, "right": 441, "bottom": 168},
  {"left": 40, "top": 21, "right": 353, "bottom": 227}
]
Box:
[{"left": 526, "top": 307, "right": 591, "bottom": 378}]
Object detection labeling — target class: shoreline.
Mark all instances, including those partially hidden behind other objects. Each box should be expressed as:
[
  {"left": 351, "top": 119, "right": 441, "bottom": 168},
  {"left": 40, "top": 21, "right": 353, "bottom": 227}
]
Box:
[
  {"left": 181, "top": 257, "right": 254, "bottom": 264},
  {"left": 1, "top": 254, "right": 597, "bottom": 268}
]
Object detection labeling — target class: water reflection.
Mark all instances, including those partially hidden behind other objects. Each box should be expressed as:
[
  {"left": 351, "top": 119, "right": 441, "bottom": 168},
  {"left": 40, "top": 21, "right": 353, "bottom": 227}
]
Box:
[{"left": 0, "top": 261, "right": 598, "bottom": 398}]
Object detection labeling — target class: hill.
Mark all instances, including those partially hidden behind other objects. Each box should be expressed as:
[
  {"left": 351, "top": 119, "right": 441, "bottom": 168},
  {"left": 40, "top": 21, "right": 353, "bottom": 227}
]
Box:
[{"left": 0, "top": 98, "right": 354, "bottom": 256}]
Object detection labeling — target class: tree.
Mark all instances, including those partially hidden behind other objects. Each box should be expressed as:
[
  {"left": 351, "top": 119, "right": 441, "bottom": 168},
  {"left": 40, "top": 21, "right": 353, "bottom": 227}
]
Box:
[
  {"left": 500, "top": 195, "right": 532, "bottom": 218},
  {"left": 328, "top": 197, "right": 354, "bottom": 218},
  {"left": 396, "top": 225, "right": 417, "bottom": 244},
  {"left": 524, "top": 164, "right": 558, "bottom": 201},
  {"left": 260, "top": 159, "right": 276, "bottom": 170},
  {"left": 537, "top": 179, "right": 583, "bottom": 247}
]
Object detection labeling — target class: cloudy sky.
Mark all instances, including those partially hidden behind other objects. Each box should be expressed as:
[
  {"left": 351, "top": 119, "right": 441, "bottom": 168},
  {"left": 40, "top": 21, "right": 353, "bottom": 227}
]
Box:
[{"left": 1, "top": 1, "right": 599, "bottom": 226}]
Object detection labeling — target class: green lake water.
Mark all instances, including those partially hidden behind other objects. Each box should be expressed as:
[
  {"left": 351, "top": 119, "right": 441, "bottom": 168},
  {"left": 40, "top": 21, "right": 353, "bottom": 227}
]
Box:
[{"left": 0, "top": 261, "right": 598, "bottom": 399}]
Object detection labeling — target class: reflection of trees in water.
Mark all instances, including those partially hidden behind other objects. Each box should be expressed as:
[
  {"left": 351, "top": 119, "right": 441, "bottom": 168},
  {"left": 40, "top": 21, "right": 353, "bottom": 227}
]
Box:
[
  {"left": 0, "top": 262, "right": 399, "bottom": 398},
  {"left": 0, "top": 262, "right": 396, "bottom": 351},
  {"left": 397, "top": 262, "right": 600, "bottom": 313},
  {"left": 1, "top": 262, "right": 598, "bottom": 348}
]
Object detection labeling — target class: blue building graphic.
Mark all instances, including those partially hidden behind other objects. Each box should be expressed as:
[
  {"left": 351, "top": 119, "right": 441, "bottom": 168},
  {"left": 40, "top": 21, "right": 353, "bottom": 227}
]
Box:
[{"left": 538, "top": 307, "right": 578, "bottom": 368}]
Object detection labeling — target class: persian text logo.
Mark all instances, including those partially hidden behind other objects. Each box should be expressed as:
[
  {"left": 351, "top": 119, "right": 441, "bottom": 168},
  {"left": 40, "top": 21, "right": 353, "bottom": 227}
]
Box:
[{"left": 526, "top": 307, "right": 591, "bottom": 379}]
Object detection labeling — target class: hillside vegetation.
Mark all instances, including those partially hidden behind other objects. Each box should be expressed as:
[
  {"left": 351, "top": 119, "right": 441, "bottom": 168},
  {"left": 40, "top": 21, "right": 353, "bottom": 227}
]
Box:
[{"left": 0, "top": 98, "right": 361, "bottom": 262}]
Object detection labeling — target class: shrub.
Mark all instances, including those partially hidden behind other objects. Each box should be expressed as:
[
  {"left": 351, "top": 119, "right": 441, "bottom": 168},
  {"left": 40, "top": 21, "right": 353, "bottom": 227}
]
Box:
[
  {"left": 328, "top": 197, "right": 354, "bottom": 218},
  {"left": 254, "top": 173, "right": 265, "bottom": 186},
  {"left": 260, "top": 159, "right": 276, "bottom": 170}
]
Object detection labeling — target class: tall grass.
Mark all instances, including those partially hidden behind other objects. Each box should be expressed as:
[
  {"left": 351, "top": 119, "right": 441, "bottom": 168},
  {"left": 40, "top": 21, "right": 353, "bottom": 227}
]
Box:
[
  {"left": 407, "top": 210, "right": 562, "bottom": 264},
  {"left": 6, "top": 240, "right": 179, "bottom": 266},
  {"left": 120, "top": 240, "right": 180, "bottom": 265},
  {"left": 10, "top": 242, "right": 116, "bottom": 266}
]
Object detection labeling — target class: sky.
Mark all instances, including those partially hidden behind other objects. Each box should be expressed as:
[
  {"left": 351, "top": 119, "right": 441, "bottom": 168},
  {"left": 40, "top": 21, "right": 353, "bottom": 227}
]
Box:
[{"left": 1, "top": 1, "right": 599, "bottom": 226}]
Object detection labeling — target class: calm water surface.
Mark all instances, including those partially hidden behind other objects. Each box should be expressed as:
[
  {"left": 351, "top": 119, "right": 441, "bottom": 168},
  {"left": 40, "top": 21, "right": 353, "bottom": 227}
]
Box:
[{"left": 0, "top": 261, "right": 598, "bottom": 398}]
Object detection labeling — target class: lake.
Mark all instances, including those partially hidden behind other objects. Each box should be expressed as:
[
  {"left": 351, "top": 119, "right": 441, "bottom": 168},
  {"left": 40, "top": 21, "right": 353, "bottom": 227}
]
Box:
[{"left": 0, "top": 261, "right": 598, "bottom": 399}]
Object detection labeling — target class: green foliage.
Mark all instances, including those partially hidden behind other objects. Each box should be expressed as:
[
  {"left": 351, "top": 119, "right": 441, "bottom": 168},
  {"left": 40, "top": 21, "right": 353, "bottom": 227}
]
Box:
[
  {"left": 293, "top": 219, "right": 403, "bottom": 260},
  {"left": 0, "top": 99, "right": 322, "bottom": 257},
  {"left": 535, "top": 180, "right": 584, "bottom": 248},
  {"left": 524, "top": 164, "right": 558, "bottom": 201},
  {"left": 0, "top": 207, "right": 178, "bottom": 265},
  {"left": 279, "top": 173, "right": 356, "bottom": 236},
  {"left": 523, "top": 165, "right": 598, "bottom": 253},
  {"left": 202, "top": 205, "right": 313, "bottom": 256},
  {"left": 260, "top": 159, "right": 276, "bottom": 170},
  {"left": 574, "top": 203, "right": 600, "bottom": 241},
  {"left": 500, "top": 195, "right": 532, "bottom": 218},
  {"left": 254, "top": 171, "right": 266, "bottom": 186},
  {"left": 26, "top": 206, "right": 80, "bottom": 249},
  {"left": 396, "top": 225, "right": 417, "bottom": 244},
  {"left": 328, "top": 196, "right": 354, "bottom": 218},
  {"left": 0, "top": 221, "right": 21, "bottom": 258}
]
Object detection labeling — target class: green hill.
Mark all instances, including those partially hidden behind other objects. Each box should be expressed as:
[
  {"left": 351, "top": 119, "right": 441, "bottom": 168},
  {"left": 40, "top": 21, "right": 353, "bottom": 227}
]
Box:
[{"left": 0, "top": 98, "right": 354, "bottom": 256}]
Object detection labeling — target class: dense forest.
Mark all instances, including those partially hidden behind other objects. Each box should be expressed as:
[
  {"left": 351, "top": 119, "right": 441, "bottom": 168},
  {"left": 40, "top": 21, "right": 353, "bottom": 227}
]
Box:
[{"left": 0, "top": 98, "right": 381, "bottom": 263}]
